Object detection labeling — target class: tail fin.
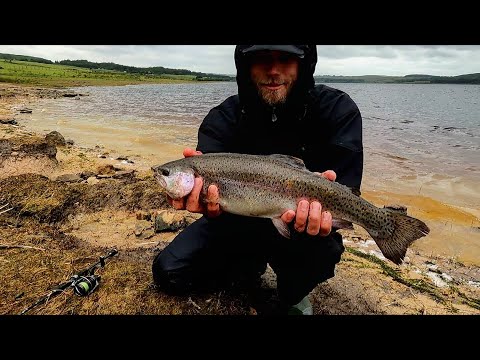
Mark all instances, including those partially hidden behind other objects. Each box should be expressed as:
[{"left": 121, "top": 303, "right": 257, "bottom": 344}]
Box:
[{"left": 367, "top": 211, "right": 430, "bottom": 265}]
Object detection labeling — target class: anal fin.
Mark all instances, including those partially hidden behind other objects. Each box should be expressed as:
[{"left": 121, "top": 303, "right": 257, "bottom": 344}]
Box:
[{"left": 272, "top": 218, "right": 291, "bottom": 239}]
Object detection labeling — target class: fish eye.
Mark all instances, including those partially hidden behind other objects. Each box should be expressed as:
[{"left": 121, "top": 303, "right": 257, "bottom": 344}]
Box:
[{"left": 161, "top": 168, "right": 170, "bottom": 176}]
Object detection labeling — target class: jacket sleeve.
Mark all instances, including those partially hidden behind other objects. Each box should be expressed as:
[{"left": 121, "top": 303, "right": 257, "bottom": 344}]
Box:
[
  {"left": 328, "top": 98, "right": 363, "bottom": 195},
  {"left": 310, "top": 90, "right": 363, "bottom": 195},
  {"left": 196, "top": 98, "right": 238, "bottom": 153}
]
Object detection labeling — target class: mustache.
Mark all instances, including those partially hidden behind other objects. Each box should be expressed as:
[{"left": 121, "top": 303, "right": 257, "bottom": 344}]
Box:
[{"left": 257, "top": 77, "right": 285, "bottom": 86}]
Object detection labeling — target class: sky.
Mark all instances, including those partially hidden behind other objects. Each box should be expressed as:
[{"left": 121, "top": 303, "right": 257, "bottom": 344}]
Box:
[{"left": 0, "top": 45, "right": 478, "bottom": 77}]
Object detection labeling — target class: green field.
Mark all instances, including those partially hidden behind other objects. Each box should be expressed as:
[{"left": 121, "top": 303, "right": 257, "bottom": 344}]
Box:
[
  {"left": 0, "top": 59, "right": 197, "bottom": 87},
  {"left": 314, "top": 73, "right": 480, "bottom": 84}
]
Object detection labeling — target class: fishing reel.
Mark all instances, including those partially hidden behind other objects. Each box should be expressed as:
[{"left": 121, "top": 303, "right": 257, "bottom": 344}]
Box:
[{"left": 71, "top": 275, "right": 101, "bottom": 297}]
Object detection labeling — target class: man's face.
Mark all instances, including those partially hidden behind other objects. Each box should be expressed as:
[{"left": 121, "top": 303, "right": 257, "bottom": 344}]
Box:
[{"left": 249, "top": 50, "right": 299, "bottom": 106}]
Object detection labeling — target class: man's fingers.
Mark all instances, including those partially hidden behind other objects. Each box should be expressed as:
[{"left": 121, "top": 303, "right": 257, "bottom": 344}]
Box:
[
  {"left": 171, "top": 198, "right": 185, "bottom": 210},
  {"left": 294, "top": 200, "right": 309, "bottom": 232},
  {"left": 319, "top": 211, "right": 332, "bottom": 237},
  {"left": 280, "top": 210, "right": 296, "bottom": 223},
  {"left": 206, "top": 185, "right": 221, "bottom": 217},
  {"left": 185, "top": 177, "right": 203, "bottom": 212},
  {"left": 317, "top": 170, "right": 336, "bottom": 182},
  {"left": 306, "top": 201, "right": 322, "bottom": 236},
  {"left": 323, "top": 170, "right": 337, "bottom": 182},
  {"left": 183, "top": 148, "right": 203, "bottom": 158}
]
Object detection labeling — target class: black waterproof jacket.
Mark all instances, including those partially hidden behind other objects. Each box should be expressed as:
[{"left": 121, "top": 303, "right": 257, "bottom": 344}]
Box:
[{"left": 196, "top": 45, "right": 364, "bottom": 194}]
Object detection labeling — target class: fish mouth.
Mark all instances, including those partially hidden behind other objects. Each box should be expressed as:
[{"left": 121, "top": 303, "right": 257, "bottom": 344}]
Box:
[{"left": 154, "top": 173, "right": 167, "bottom": 189}]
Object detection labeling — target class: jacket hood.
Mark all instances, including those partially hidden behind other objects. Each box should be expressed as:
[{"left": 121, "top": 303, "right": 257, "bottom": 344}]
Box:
[{"left": 234, "top": 45, "right": 318, "bottom": 118}]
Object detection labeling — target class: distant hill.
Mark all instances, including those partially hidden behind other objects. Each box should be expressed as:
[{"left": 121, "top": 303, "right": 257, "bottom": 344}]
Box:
[
  {"left": 0, "top": 53, "right": 53, "bottom": 64},
  {"left": 314, "top": 73, "right": 480, "bottom": 84},
  {"left": 57, "top": 59, "right": 234, "bottom": 81},
  {"left": 0, "top": 53, "right": 234, "bottom": 82}
]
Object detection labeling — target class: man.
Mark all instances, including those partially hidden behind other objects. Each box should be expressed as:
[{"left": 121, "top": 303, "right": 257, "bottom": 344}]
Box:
[{"left": 152, "top": 45, "right": 363, "bottom": 315}]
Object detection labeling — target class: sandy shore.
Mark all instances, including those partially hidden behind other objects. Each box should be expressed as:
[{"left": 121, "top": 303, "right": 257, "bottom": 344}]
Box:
[{"left": 1, "top": 83, "right": 479, "bottom": 315}]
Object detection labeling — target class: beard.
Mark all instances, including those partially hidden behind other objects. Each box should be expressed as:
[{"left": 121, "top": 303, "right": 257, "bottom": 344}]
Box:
[{"left": 253, "top": 76, "right": 295, "bottom": 106}]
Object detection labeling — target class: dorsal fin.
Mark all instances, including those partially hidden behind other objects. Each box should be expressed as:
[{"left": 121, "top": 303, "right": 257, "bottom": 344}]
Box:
[{"left": 269, "top": 154, "right": 307, "bottom": 170}]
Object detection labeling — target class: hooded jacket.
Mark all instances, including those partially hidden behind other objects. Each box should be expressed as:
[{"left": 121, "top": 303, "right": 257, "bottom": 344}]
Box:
[{"left": 197, "top": 45, "right": 363, "bottom": 194}]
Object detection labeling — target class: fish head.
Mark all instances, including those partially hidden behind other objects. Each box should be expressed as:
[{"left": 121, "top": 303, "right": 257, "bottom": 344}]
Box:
[{"left": 151, "top": 163, "right": 195, "bottom": 199}]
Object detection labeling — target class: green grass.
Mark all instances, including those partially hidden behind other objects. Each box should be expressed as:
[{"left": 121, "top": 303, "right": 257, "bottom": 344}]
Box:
[
  {"left": 345, "top": 247, "right": 445, "bottom": 303},
  {"left": 0, "top": 59, "right": 198, "bottom": 87}
]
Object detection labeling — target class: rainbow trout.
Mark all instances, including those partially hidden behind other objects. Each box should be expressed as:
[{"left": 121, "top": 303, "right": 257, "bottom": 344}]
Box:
[{"left": 152, "top": 153, "right": 430, "bottom": 265}]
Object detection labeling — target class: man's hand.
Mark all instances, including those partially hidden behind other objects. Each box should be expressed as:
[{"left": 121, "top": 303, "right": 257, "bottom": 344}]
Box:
[
  {"left": 167, "top": 148, "right": 222, "bottom": 218},
  {"left": 280, "top": 170, "right": 336, "bottom": 237}
]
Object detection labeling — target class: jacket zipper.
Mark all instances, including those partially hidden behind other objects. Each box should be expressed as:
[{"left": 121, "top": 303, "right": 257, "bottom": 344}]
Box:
[{"left": 271, "top": 106, "right": 277, "bottom": 122}]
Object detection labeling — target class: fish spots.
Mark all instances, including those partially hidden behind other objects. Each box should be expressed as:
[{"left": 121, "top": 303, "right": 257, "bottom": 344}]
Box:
[{"left": 284, "top": 179, "right": 296, "bottom": 191}]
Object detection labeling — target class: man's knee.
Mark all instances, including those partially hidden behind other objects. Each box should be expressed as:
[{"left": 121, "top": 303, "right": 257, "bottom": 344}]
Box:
[
  {"left": 315, "top": 231, "right": 345, "bottom": 282},
  {"left": 152, "top": 249, "right": 194, "bottom": 295}
]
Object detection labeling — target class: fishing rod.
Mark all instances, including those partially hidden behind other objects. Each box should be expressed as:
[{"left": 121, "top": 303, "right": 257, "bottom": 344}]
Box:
[{"left": 19, "top": 248, "right": 119, "bottom": 315}]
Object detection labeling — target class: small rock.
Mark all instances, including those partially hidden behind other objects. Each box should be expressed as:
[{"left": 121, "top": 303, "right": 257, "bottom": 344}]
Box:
[
  {"left": 154, "top": 210, "right": 188, "bottom": 232},
  {"left": 119, "top": 160, "right": 133, "bottom": 165},
  {"left": 136, "top": 211, "right": 151, "bottom": 221},
  {"left": 45, "top": 131, "right": 66, "bottom": 146},
  {"left": 97, "top": 164, "right": 116, "bottom": 175},
  {"left": 112, "top": 170, "right": 135, "bottom": 179},
  {"left": 135, "top": 223, "right": 145, "bottom": 236},
  {"left": 135, "top": 220, "right": 153, "bottom": 237},
  {"left": 81, "top": 171, "right": 96, "bottom": 179},
  {"left": 426, "top": 272, "right": 448, "bottom": 288},
  {"left": 0, "top": 118, "right": 17, "bottom": 125},
  {"left": 138, "top": 229, "right": 155, "bottom": 240},
  {"left": 86, "top": 176, "right": 100, "bottom": 185}
]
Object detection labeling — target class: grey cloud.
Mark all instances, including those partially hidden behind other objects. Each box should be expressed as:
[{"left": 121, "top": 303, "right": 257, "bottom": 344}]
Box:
[{"left": 317, "top": 46, "right": 399, "bottom": 60}]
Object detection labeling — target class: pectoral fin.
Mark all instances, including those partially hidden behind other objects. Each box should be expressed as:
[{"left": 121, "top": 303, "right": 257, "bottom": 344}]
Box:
[{"left": 272, "top": 218, "right": 291, "bottom": 239}]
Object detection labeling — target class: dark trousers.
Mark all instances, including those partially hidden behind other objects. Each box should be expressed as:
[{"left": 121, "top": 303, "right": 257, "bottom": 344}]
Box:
[{"left": 152, "top": 213, "right": 344, "bottom": 306}]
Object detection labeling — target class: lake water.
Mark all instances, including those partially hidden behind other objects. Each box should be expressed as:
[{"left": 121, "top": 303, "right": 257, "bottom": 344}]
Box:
[{"left": 26, "top": 82, "right": 480, "bottom": 264}]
